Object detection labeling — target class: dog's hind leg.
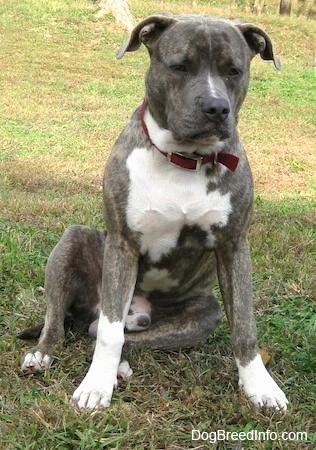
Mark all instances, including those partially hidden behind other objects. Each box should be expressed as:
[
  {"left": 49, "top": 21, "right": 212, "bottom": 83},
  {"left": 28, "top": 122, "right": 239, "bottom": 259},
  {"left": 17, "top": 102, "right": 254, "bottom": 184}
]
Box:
[
  {"left": 20, "top": 225, "right": 105, "bottom": 373},
  {"left": 124, "top": 294, "right": 222, "bottom": 351}
]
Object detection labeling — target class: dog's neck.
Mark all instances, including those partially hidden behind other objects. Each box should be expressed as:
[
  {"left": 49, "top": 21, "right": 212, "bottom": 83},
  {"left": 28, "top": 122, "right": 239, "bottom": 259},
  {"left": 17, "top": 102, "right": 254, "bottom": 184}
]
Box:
[{"left": 140, "top": 101, "right": 239, "bottom": 172}]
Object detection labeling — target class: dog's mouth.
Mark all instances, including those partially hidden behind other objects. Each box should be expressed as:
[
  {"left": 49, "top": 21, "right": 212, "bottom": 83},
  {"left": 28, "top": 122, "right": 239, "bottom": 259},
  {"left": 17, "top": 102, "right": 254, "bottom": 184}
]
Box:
[
  {"left": 186, "top": 131, "right": 222, "bottom": 143},
  {"left": 170, "top": 124, "right": 229, "bottom": 146},
  {"left": 141, "top": 102, "right": 231, "bottom": 156},
  {"left": 167, "top": 105, "right": 234, "bottom": 145}
]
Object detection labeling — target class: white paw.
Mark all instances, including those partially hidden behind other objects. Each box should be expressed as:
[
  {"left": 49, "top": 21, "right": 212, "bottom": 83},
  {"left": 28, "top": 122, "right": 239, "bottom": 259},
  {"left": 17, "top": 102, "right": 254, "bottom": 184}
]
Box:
[
  {"left": 237, "top": 354, "right": 288, "bottom": 410},
  {"left": 117, "top": 360, "right": 133, "bottom": 382},
  {"left": 72, "top": 314, "right": 125, "bottom": 409},
  {"left": 71, "top": 360, "right": 133, "bottom": 409},
  {"left": 21, "top": 350, "right": 51, "bottom": 372},
  {"left": 125, "top": 295, "right": 151, "bottom": 331},
  {"left": 71, "top": 369, "right": 117, "bottom": 409},
  {"left": 125, "top": 311, "right": 151, "bottom": 331}
]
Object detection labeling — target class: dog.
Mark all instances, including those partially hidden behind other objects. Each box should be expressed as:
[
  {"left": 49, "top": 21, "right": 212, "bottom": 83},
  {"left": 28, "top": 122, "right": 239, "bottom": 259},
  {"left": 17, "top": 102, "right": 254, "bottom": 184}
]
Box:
[{"left": 19, "top": 13, "right": 288, "bottom": 411}]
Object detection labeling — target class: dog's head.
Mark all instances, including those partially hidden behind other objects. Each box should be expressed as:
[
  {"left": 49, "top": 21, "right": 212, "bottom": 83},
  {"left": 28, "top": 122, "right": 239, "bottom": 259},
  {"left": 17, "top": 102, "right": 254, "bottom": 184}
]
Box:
[{"left": 117, "top": 14, "right": 280, "bottom": 148}]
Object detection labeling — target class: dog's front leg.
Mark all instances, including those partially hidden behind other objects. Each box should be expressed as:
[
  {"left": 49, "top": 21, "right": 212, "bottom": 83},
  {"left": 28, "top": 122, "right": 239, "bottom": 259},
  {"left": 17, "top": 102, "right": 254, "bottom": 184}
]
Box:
[
  {"left": 216, "top": 237, "right": 288, "bottom": 410},
  {"left": 71, "top": 238, "right": 138, "bottom": 409}
]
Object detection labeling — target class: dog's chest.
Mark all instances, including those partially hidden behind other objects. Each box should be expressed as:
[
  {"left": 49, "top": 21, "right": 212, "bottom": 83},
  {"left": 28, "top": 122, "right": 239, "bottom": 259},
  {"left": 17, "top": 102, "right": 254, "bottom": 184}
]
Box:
[{"left": 126, "top": 147, "right": 232, "bottom": 262}]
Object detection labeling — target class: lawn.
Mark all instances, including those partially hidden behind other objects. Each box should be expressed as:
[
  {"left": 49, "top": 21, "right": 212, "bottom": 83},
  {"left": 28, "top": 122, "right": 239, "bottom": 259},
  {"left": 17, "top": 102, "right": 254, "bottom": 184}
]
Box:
[{"left": 0, "top": 1, "right": 315, "bottom": 449}]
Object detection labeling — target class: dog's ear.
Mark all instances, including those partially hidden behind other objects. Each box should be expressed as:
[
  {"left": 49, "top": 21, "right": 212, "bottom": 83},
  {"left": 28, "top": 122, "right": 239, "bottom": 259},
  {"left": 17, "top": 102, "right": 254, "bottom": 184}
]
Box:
[
  {"left": 116, "top": 14, "right": 176, "bottom": 60},
  {"left": 236, "top": 23, "right": 281, "bottom": 70}
]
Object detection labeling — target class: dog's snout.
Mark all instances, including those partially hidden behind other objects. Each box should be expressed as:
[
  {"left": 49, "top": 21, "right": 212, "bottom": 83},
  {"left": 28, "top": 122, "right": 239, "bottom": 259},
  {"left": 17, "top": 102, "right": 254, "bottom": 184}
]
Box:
[{"left": 202, "top": 97, "right": 230, "bottom": 122}]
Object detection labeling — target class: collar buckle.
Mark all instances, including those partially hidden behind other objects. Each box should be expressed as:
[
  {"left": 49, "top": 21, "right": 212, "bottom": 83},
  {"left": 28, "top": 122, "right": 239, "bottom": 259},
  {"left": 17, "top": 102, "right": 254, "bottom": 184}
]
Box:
[{"left": 167, "top": 152, "right": 203, "bottom": 171}]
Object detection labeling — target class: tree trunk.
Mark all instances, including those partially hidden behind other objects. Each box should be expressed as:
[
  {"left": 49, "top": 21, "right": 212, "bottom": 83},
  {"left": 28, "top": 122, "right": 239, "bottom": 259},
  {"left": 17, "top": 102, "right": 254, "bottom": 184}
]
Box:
[
  {"left": 279, "top": 0, "right": 292, "bottom": 16},
  {"left": 96, "top": 0, "right": 135, "bottom": 30}
]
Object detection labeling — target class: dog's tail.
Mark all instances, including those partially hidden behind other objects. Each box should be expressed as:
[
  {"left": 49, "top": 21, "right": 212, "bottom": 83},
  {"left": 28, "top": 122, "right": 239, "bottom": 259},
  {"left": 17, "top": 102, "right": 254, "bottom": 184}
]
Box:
[
  {"left": 17, "top": 316, "right": 75, "bottom": 340},
  {"left": 17, "top": 324, "right": 44, "bottom": 340}
]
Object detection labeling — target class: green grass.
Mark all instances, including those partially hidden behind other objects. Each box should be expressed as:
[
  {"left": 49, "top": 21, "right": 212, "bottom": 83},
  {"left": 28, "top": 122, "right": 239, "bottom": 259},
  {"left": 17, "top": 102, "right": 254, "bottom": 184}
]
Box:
[{"left": 0, "top": 1, "right": 315, "bottom": 449}]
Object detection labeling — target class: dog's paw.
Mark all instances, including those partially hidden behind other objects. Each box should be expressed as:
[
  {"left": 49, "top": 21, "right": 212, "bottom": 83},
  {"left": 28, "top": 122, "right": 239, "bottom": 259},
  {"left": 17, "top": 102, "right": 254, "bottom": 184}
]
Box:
[
  {"left": 71, "top": 380, "right": 114, "bottom": 409},
  {"left": 21, "top": 350, "right": 51, "bottom": 373},
  {"left": 237, "top": 354, "right": 288, "bottom": 410},
  {"left": 125, "top": 295, "right": 151, "bottom": 331},
  {"left": 117, "top": 360, "right": 133, "bottom": 382},
  {"left": 71, "top": 367, "right": 118, "bottom": 409},
  {"left": 71, "top": 387, "right": 112, "bottom": 409},
  {"left": 125, "top": 312, "right": 151, "bottom": 331},
  {"left": 240, "top": 378, "right": 288, "bottom": 410},
  {"left": 71, "top": 360, "right": 133, "bottom": 409}
]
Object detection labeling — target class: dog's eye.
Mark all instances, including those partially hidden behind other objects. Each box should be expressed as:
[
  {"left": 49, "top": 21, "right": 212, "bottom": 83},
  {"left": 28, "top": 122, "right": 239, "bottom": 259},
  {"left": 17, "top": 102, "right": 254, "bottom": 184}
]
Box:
[
  {"left": 170, "top": 64, "right": 188, "bottom": 74},
  {"left": 227, "top": 67, "right": 242, "bottom": 77}
]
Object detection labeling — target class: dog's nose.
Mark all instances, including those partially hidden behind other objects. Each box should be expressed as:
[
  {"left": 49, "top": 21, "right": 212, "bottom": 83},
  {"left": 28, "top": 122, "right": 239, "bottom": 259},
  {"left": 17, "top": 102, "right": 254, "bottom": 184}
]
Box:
[{"left": 201, "top": 97, "right": 230, "bottom": 122}]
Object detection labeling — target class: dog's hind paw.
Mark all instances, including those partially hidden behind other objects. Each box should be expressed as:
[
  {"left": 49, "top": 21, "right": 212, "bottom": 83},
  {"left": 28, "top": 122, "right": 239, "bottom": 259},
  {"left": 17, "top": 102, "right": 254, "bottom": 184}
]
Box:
[
  {"left": 117, "top": 360, "right": 133, "bottom": 382},
  {"left": 125, "top": 295, "right": 151, "bottom": 331},
  {"left": 237, "top": 354, "right": 288, "bottom": 410},
  {"left": 21, "top": 350, "right": 51, "bottom": 373}
]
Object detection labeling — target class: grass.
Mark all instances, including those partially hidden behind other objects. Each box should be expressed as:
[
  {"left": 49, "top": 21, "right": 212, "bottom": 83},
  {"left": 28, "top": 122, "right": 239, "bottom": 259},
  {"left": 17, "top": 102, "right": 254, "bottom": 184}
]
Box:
[{"left": 0, "top": 0, "right": 315, "bottom": 449}]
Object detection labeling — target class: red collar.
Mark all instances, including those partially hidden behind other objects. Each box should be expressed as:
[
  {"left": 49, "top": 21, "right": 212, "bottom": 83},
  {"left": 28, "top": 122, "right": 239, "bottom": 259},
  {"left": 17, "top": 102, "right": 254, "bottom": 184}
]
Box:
[{"left": 140, "top": 100, "right": 239, "bottom": 172}]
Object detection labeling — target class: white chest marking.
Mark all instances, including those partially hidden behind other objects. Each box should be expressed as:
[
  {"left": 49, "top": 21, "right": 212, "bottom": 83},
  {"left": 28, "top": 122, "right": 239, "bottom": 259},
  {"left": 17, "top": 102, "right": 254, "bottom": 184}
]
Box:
[
  {"left": 126, "top": 147, "right": 232, "bottom": 262},
  {"left": 140, "top": 268, "right": 179, "bottom": 293}
]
